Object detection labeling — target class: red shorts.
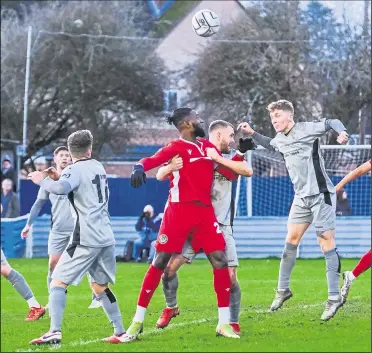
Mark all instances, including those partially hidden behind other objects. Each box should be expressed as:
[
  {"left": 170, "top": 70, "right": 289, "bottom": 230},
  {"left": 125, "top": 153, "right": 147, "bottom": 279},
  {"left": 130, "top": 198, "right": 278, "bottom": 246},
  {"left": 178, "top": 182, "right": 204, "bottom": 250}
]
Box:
[{"left": 155, "top": 201, "right": 226, "bottom": 255}]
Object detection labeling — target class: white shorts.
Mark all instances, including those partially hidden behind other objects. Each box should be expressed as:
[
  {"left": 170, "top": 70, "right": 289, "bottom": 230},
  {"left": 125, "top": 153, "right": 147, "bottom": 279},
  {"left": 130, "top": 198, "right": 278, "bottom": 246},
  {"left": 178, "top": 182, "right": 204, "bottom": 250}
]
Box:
[{"left": 181, "top": 224, "right": 239, "bottom": 267}]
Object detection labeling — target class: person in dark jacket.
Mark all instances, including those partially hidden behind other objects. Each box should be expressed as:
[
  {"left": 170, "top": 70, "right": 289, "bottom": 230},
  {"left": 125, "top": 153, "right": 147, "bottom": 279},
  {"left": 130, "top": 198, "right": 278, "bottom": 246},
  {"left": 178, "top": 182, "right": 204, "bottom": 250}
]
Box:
[
  {"left": 1, "top": 158, "right": 16, "bottom": 191},
  {"left": 132, "top": 205, "right": 162, "bottom": 262},
  {"left": 1, "top": 178, "right": 20, "bottom": 218},
  {"left": 336, "top": 188, "right": 352, "bottom": 216}
]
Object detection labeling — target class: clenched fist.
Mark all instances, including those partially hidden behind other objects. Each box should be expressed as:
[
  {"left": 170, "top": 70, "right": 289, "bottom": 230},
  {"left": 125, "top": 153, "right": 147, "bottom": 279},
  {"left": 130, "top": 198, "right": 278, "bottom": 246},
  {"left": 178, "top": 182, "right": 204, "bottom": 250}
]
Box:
[
  {"left": 43, "top": 167, "right": 60, "bottom": 180},
  {"left": 237, "top": 122, "right": 255, "bottom": 136}
]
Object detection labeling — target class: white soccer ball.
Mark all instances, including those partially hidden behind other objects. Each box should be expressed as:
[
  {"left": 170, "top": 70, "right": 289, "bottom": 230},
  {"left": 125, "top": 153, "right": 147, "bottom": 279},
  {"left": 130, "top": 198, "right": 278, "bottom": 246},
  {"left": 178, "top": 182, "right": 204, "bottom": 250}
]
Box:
[{"left": 192, "top": 9, "right": 220, "bottom": 37}]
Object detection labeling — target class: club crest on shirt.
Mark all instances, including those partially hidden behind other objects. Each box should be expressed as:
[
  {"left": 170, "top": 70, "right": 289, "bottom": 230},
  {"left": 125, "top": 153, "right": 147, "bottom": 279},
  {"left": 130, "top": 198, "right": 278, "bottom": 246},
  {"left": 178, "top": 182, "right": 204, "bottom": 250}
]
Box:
[
  {"left": 187, "top": 149, "right": 192, "bottom": 155},
  {"left": 158, "top": 234, "right": 168, "bottom": 244}
]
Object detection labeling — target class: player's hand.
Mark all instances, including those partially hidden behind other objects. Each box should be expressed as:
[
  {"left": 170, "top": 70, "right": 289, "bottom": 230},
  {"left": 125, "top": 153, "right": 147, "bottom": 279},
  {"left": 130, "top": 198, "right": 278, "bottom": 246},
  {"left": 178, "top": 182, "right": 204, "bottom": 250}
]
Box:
[
  {"left": 27, "top": 171, "right": 45, "bottom": 185},
  {"left": 238, "top": 137, "right": 256, "bottom": 153},
  {"left": 206, "top": 148, "right": 221, "bottom": 162},
  {"left": 43, "top": 167, "right": 60, "bottom": 181},
  {"left": 131, "top": 164, "right": 147, "bottom": 188},
  {"left": 169, "top": 155, "right": 183, "bottom": 171},
  {"left": 337, "top": 131, "right": 348, "bottom": 145},
  {"left": 21, "top": 224, "right": 31, "bottom": 239},
  {"left": 237, "top": 122, "right": 254, "bottom": 136}
]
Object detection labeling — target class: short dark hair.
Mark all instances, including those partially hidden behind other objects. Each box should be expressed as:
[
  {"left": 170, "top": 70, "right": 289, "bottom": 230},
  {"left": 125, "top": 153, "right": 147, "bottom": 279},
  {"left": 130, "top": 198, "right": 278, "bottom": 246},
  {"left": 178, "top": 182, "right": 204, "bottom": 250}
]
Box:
[
  {"left": 166, "top": 107, "right": 192, "bottom": 127},
  {"left": 208, "top": 120, "right": 234, "bottom": 133},
  {"left": 67, "top": 130, "right": 93, "bottom": 158},
  {"left": 53, "top": 146, "right": 69, "bottom": 156}
]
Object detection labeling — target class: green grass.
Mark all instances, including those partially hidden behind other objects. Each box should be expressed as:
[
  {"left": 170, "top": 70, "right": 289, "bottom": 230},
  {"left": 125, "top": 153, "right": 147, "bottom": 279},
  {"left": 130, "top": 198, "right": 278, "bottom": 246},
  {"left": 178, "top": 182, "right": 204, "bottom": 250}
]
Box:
[
  {"left": 152, "top": 1, "right": 199, "bottom": 38},
  {"left": 1, "top": 258, "right": 371, "bottom": 352}
]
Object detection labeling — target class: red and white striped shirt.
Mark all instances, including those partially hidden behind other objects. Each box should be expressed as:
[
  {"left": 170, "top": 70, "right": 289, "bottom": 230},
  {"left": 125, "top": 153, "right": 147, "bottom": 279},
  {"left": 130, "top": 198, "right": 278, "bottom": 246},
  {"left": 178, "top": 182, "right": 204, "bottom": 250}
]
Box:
[{"left": 139, "top": 138, "right": 243, "bottom": 205}]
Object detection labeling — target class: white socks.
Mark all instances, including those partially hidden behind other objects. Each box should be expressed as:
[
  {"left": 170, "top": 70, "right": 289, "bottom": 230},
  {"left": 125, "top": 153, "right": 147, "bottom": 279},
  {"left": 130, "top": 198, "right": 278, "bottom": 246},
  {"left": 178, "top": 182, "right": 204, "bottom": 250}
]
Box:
[
  {"left": 133, "top": 305, "right": 146, "bottom": 323},
  {"left": 218, "top": 307, "right": 230, "bottom": 325},
  {"left": 27, "top": 297, "right": 41, "bottom": 308}
]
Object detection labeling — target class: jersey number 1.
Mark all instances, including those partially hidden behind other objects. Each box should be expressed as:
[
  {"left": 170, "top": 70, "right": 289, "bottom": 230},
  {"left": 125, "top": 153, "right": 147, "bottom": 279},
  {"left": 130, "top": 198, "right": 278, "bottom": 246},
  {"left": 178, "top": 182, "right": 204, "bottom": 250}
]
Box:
[{"left": 92, "top": 175, "right": 108, "bottom": 203}]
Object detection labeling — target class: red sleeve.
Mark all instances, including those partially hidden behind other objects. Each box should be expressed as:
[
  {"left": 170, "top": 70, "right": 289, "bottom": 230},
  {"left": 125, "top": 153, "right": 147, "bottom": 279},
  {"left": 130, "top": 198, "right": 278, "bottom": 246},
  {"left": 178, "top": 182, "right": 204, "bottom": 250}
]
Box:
[
  {"left": 215, "top": 153, "right": 244, "bottom": 181},
  {"left": 138, "top": 141, "right": 179, "bottom": 172}
]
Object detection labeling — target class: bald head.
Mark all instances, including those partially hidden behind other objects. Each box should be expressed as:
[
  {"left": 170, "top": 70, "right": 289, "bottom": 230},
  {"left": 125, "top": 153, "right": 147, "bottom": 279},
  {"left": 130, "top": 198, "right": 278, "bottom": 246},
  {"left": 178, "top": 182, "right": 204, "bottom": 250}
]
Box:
[{"left": 2, "top": 178, "right": 13, "bottom": 193}]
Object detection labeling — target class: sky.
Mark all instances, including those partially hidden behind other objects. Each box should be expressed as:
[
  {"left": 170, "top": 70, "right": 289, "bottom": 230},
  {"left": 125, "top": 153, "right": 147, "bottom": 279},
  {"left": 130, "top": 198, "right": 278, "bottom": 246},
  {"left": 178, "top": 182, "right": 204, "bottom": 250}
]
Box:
[{"left": 239, "top": 1, "right": 371, "bottom": 26}]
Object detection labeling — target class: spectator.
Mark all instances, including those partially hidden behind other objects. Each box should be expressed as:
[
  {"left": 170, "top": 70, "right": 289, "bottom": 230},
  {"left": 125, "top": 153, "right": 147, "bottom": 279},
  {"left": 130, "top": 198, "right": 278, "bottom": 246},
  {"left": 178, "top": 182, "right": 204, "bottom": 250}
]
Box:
[
  {"left": 133, "top": 205, "right": 162, "bottom": 262},
  {"left": 1, "top": 179, "right": 20, "bottom": 218},
  {"left": 336, "top": 188, "right": 353, "bottom": 216},
  {"left": 1, "top": 157, "right": 16, "bottom": 190}
]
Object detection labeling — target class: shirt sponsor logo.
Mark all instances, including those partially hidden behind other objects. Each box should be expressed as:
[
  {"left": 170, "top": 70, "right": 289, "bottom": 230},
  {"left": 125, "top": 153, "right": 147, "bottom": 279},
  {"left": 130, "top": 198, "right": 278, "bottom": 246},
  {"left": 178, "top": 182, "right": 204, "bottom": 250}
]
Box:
[{"left": 283, "top": 149, "right": 302, "bottom": 157}]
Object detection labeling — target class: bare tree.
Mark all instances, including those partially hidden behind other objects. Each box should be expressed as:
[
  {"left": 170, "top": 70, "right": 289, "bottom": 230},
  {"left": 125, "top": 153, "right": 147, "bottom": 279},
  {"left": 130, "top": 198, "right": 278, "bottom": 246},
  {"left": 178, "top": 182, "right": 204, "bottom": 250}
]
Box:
[
  {"left": 185, "top": 1, "right": 371, "bottom": 141},
  {"left": 1, "top": 1, "right": 166, "bottom": 161}
]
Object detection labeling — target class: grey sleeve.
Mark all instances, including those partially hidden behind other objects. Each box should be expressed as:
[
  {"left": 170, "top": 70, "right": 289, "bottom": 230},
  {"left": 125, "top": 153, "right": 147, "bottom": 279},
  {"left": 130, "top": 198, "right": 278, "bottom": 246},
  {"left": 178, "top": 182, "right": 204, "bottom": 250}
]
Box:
[
  {"left": 306, "top": 118, "right": 347, "bottom": 137},
  {"left": 325, "top": 119, "right": 347, "bottom": 134},
  {"left": 252, "top": 132, "right": 275, "bottom": 151},
  {"left": 37, "top": 184, "right": 49, "bottom": 200},
  {"left": 59, "top": 165, "right": 81, "bottom": 191},
  {"left": 27, "top": 198, "right": 47, "bottom": 225},
  {"left": 38, "top": 179, "right": 72, "bottom": 195}
]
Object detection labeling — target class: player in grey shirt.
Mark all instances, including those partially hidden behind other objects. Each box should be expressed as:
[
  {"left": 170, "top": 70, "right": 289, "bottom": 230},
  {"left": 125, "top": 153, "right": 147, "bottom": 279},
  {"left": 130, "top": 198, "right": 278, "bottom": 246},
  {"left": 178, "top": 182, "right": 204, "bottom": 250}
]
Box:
[
  {"left": 155, "top": 120, "right": 253, "bottom": 334},
  {"left": 27, "top": 130, "right": 125, "bottom": 345},
  {"left": 21, "top": 146, "right": 74, "bottom": 293},
  {"left": 239, "top": 99, "right": 349, "bottom": 321}
]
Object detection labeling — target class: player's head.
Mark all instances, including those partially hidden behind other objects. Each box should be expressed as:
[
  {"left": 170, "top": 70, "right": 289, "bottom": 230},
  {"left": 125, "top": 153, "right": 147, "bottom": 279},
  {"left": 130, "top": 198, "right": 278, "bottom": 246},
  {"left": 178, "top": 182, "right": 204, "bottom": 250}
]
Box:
[
  {"left": 208, "top": 120, "right": 235, "bottom": 154},
  {"left": 166, "top": 107, "right": 205, "bottom": 138},
  {"left": 53, "top": 146, "right": 71, "bottom": 170},
  {"left": 67, "top": 130, "right": 93, "bottom": 160},
  {"left": 267, "top": 100, "right": 294, "bottom": 133},
  {"left": 2, "top": 178, "right": 13, "bottom": 193}
]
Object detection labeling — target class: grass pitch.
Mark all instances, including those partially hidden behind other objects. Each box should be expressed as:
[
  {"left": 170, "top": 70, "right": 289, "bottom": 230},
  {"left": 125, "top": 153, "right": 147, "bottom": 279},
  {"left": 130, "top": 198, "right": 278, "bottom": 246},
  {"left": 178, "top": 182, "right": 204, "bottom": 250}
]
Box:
[{"left": 1, "top": 258, "right": 371, "bottom": 352}]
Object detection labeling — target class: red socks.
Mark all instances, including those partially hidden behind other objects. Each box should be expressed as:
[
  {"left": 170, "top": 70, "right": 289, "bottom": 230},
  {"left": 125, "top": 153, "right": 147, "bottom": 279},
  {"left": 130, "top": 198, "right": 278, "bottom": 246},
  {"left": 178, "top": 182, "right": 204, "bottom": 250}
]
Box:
[
  {"left": 213, "top": 268, "right": 231, "bottom": 307},
  {"left": 352, "top": 249, "right": 371, "bottom": 278},
  {"left": 137, "top": 265, "right": 164, "bottom": 308}
]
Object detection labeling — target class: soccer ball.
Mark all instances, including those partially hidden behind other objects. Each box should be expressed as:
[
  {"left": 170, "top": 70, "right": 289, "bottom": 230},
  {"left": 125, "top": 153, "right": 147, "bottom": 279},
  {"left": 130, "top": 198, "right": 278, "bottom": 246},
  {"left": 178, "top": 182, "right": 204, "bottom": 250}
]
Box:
[{"left": 192, "top": 9, "right": 220, "bottom": 37}]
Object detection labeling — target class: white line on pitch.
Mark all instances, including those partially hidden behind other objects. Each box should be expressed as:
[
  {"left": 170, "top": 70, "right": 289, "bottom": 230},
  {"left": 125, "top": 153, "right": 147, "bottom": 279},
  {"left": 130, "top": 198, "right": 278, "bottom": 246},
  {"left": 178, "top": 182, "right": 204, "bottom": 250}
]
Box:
[{"left": 15, "top": 303, "right": 326, "bottom": 352}]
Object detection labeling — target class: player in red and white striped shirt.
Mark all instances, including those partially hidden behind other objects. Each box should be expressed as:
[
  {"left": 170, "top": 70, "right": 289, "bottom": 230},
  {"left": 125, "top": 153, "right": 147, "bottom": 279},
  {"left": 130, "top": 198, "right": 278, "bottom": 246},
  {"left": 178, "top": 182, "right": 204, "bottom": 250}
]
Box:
[
  {"left": 116, "top": 108, "right": 251, "bottom": 343},
  {"left": 336, "top": 160, "right": 371, "bottom": 303}
]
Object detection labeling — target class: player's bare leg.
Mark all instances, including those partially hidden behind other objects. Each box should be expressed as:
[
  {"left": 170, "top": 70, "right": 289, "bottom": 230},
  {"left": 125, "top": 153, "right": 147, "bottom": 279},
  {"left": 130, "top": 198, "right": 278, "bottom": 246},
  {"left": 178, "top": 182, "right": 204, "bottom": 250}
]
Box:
[
  {"left": 341, "top": 250, "right": 371, "bottom": 303},
  {"left": 317, "top": 230, "right": 343, "bottom": 321},
  {"left": 47, "top": 254, "right": 61, "bottom": 293},
  {"left": 157, "top": 254, "right": 187, "bottom": 328},
  {"left": 88, "top": 279, "right": 102, "bottom": 309},
  {"left": 228, "top": 267, "right": 241, "bottom": 335},
  {"left": 207, "top": 250, "right": 239, "bottom": 339},
  {"left": 1, "top": 262, "right": 45, "bottom": 321},
  {"left": 121, "top": 251, "right": 173, "bottom": 342},
  {"left": 270, "top": 223, "right": 309, "bottom": 311}
]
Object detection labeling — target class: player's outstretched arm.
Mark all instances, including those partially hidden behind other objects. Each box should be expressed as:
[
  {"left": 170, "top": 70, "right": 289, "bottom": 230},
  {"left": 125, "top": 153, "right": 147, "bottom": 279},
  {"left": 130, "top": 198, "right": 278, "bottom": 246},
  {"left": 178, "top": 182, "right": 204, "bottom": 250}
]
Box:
[
  {"left": 237, "top": 122, "right": 275, "bottom": 151},
  {"left": 28, "top": 168, "right": 79, "bottom": 195},
  {"left": 309, "top": 119, "right": 348, "bottom": 144},
  {"left": 132, "top": 143, "right": 180, "bottom": 188},
  {"left": 207, "top": 148, "right": 253, "bottom": 178},
  {"left": 325, "top": 119, "right": 348, "bottom": 144},
  {"left": 336, "top": 160, "right": 371, "bottom": 192}
]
